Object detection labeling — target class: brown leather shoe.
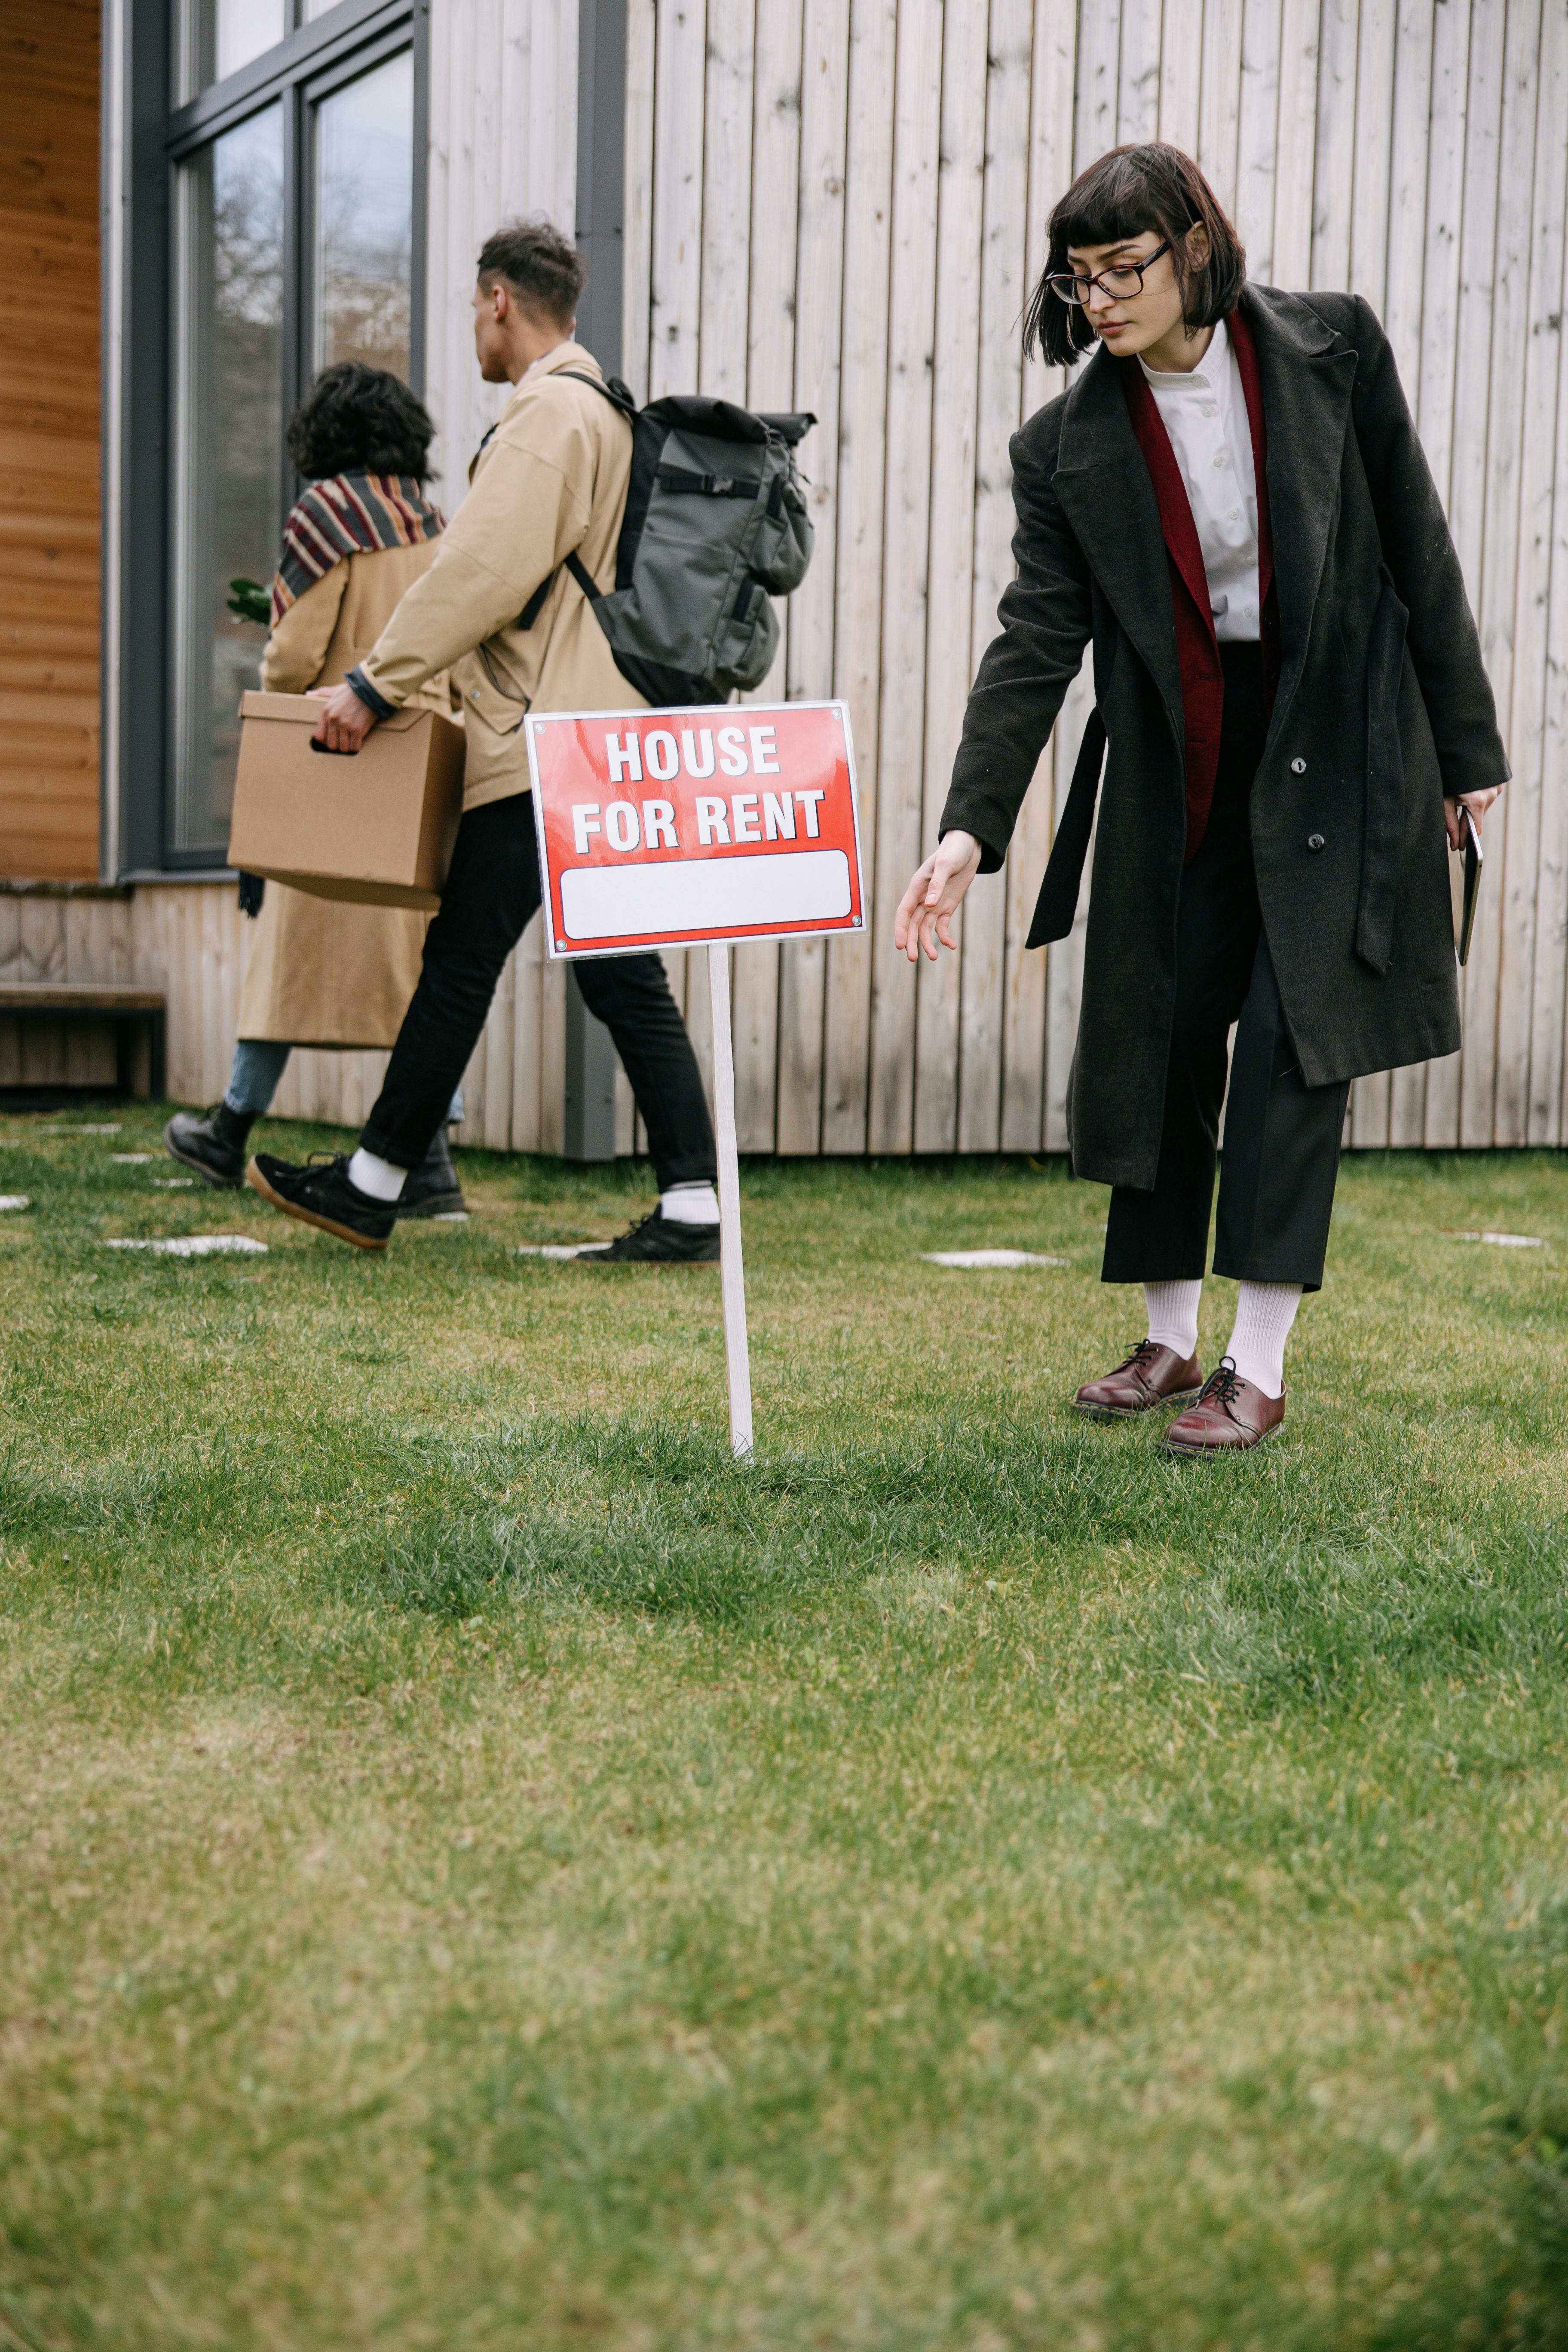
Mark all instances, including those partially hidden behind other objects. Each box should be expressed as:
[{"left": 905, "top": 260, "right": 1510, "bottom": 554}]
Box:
[
  {"left": 1073, "top": 1338, "right": 1204, "bottom": 1419},
  {"left": 1162, "top": 1358, "right": 1285, "bottom": 1457}
]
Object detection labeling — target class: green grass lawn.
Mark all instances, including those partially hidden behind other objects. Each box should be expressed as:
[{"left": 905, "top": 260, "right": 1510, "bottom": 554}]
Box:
[{"left": 2, "top": 1110, "right": 1567, "bottom": 2350}]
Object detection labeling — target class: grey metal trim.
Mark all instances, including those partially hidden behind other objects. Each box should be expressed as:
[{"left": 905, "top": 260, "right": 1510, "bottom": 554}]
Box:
[
  {"left": 165, "top": 0, "right": 410, "bottom": 152},
  {"left": 112, "top": 0, "right": 173, "bottom": 878},
  {"left": 563, "top": 0, "right": 630, "bottom": 1159},
  {"left": 574, "top": 0, "right": 626, "bottom": 377},
  {"left": 563, "top": 967, "right": 620, "bottom": 1162}
]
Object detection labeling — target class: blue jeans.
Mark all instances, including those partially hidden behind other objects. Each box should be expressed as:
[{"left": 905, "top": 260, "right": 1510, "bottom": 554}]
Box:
[{"left": 226, "top": 1039, "right": 462, "bottom": 1127}]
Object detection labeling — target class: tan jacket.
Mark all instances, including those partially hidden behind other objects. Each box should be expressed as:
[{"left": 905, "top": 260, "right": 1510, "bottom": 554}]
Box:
[
  {"left": 355, "top": 343, "right": 642, "bottom": 811},
  {"left": 237, "top": 540, "right": 446, "bottom": 1046}
]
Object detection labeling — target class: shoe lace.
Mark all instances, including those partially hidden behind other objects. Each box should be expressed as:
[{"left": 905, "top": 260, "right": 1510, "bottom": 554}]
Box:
[
  {"left": 1117, "top": 1337, "right": 1162, "bottom": 1374},
  {"left": 1197, "top": 1356, "right": 1244, "bottom": 1407}
]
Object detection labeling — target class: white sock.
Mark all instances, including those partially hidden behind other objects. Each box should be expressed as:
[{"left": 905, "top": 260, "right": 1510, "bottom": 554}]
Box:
[
  {"left": 1224, "top": 1280, "right": 1302, "bottom": 1400},
  {"left": 1143, "top": 1278, "right": 1202, "bottom": 1359},
  {"left": 659, "top": 1181, "right": 720, "bottom": 1225},
  {"left": 348, "top": 1146, "right": 407, "bottom": 1202}
]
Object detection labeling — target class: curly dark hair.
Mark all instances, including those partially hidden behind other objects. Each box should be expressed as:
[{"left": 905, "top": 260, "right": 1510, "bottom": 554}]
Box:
[
  {"left": 286, "top": 361, "right": 436, "bottom": 481},
  {"left": 476, "top": 217, "right": 586, "bottom": 327},
  {"left": 1023, "top": 143, "right": 1247, "bottom": 370}
]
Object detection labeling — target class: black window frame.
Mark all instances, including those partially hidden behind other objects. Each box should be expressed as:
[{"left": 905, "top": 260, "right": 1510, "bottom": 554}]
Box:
[{"left": 111, "top": 0, "right": 429, "bottom": 878}]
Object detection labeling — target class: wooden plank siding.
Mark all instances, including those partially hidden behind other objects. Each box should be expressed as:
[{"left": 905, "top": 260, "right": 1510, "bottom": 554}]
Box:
[
  {"left": 606, "top": 0, "right": 1568, "bottom": 1159},
  {"left": 45, "top": 0, "right": 1568, "bottom": 1153},
  {"left": 0, "top": 0, "right": 100, "bottom": 883}
]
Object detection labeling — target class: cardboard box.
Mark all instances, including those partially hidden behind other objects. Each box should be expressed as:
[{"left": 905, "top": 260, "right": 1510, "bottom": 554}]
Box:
[{"left": 227, "top": 691, "right": 466, "bottom": 910}]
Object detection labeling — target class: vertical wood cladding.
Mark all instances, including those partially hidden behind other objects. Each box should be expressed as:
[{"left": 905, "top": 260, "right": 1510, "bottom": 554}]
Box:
[
  {"left": 616, "top": 0, "right": 1568, "bottom": 1155},
  {"left": 64, "top": 0, "right": 1568, "bottom": 1151},
  {"left": 0, "top": 0, "right": 101, "bottom": 882}
]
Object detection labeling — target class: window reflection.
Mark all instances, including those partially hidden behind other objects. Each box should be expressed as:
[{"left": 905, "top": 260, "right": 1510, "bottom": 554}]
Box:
[
  {"left": 313, "top": 52, "right": 414, "bottom": 377},
  {"left": 181, "top": 0, "right": 288, "bottom": 95},
  {"left": 174, "top": 105, "right": 284, "bottom": 854}
]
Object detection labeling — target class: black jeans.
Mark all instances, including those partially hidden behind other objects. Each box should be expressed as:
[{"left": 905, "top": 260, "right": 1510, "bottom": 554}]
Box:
[
  {"left": 1102, "top": 643, "right": 1349, "bottom": 1293},
  {"left": 361, "top": 792, "right": 718, "bottom": 1190}
]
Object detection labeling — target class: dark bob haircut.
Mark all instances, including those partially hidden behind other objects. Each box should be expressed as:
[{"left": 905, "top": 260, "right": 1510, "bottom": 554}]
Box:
[
  {"left": 476, "top": 216, "right": 587, "bottom": 328},
  {"left": 286, "top": 362, "right": 436, "bottom": 481},
  {"left": 1022, "top": 142, "right": 1246, "bottom": 370}
]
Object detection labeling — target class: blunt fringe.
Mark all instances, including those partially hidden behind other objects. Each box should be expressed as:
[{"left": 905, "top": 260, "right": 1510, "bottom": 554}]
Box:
[
  {"left": 287, "top": 362, "right": 436, "bottom": 481},
  {"left": 476, "top": 216, "right": 587, "bottom": 326},
  {"left": 1022, "top": 143, "right": 1246, "bottom": 368}
]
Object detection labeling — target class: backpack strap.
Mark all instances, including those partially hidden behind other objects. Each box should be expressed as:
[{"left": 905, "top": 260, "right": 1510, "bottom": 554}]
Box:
[
  {"left": 517, "top": 549, "right": 602, "bottom": 631},
  {"left": 554, "top": 369, "right": 639, "bottom": 420},
  {"left": 515, "top": 374, "right": 634, "bottom": 627}
]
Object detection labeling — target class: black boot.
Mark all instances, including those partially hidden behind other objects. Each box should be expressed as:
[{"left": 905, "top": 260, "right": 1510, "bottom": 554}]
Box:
[
  {"left": 163, "top": 1100, "right": 255, "bottom": 1188},
  {"left": 393, "top": 1125, "right": 466, "bottom": 1219}
]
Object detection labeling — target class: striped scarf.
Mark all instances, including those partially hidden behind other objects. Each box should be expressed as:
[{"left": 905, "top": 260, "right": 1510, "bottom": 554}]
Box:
[{"left": 271, "top": 472, "right": 445, "bottom": 625}]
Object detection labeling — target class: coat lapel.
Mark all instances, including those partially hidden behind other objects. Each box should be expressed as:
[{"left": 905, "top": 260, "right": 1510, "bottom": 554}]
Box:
[
  {"left": 1052, "top": 346, "right": 1183, "bottom": 737},
  {"left": 1237, "top": 283, "right": 1357, "bottom": 707}
]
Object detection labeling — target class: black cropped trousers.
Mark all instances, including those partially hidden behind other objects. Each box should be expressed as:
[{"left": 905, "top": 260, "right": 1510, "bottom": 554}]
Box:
[
  {"left": 1101, "top": 643, "right": 1350, "bottom": 1293},
  {"left": 360, "top": 790, "right": 717, "bottom": 1191}
]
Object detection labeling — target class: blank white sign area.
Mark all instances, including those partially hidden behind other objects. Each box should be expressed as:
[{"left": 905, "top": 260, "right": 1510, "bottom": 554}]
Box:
[{"left": 560, "top": 847, "right": 851, "bottom": 943}]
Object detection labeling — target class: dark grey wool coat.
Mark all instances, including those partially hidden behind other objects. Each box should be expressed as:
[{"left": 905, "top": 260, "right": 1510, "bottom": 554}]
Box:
[{"left": 939, "top": 281, "right": 1510, "bottom": 1191}]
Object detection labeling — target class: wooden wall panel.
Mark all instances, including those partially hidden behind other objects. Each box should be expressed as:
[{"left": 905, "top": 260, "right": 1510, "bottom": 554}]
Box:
[
  {"left": 419, "top": 0, "right": 578, "bottom": 1154},
  {"left": 615, "top": 0, "right": 1568, "bottom": 1158},
  {"left": 74, "top": 1, "right": 1568, "bottom": 1155},
  {"left": 0, "top": 0, "right": 100, "bottom": 883}
]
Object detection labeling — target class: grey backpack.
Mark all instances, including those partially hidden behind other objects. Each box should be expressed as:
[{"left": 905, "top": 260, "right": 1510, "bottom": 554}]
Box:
[{"left": 523, "top": 378, "right": 815, "bottom": 705}]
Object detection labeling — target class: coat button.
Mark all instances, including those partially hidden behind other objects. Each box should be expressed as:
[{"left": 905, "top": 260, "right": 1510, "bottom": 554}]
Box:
[
  {"left": 1307, "top": 833, "right": 1325, "bottom": 852},
  {"left": 1290, "top": 756, "right": 1307, "bottom": 773}
]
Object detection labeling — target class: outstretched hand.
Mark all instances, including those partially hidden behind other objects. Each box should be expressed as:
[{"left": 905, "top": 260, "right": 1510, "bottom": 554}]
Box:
[
  {"left": 894, "top": 830, "right": 983, "bottom": 963},
  {"left": 309, "top": 681, "right": 377, "bottom": 754}
]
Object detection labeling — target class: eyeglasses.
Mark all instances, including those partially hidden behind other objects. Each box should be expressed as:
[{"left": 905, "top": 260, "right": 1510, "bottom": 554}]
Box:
[{"left": 1046, "top": 239, "right": 1175, "bottom": 307}]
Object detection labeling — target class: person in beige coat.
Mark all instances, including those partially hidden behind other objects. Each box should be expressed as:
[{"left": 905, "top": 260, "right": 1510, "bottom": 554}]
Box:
[
  {"left": 249, "top": 220, "right": 723, "bottom": 1259},
  {"left": 165, "top": 364, "right": 466, "bottom": 1216}
]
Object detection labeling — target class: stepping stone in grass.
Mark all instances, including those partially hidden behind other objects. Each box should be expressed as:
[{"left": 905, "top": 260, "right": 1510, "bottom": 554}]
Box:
[
  {"left": 112, "top": 1153, "right": 153, "bottom": 1164},
  {"left": 921, "top": 1248, "right": 1067, "bottom": 1269},
  {"left": 153, "top": 1178, "right": 194, "bottom": 1189},
  {"left": 0, "top": 1195, "right": 30, "bottom": 1212},
  {"left": 42, "top": 1123, "right": 121, "bottom": 1134},
  {"left": 1453, "top": 1230, "right": 1544, "bottom": 1248},
  {"left": 104, "top": 1235, "right": 268, "bottom": 1257}
]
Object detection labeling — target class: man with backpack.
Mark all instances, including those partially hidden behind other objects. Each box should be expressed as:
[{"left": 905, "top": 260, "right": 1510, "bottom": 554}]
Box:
[{"left": 246, "top": 220, "right": 724, "bottom": 1260}]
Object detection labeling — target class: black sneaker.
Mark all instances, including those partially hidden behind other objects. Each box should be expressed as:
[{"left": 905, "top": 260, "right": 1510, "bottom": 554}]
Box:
[
  {"left": 574, "top": 1210, "right": 721, "bottom": 1263},
  {"left": 246, "top": 1152, "right": 397, "bottom": 1251},
  {"left": 164, "top": 1102, "right": 254, "bottom": 1187},
  {"left": 393, "top": 1126, "right": 466, "bottom": 1220}
]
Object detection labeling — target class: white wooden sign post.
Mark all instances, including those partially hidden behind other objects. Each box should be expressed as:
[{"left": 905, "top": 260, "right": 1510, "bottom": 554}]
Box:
[{"left": 525, "top": 701, "right": 864, "bottom": 1458}]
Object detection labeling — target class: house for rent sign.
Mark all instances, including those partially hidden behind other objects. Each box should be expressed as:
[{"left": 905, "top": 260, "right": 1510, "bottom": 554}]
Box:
[{"left": 524, "top": 700, "right": 863, "bottom": 957}]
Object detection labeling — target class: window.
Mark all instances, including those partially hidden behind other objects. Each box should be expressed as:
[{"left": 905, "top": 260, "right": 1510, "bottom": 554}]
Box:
[
  {"left": 178, "top": 0, "right": 358, "bottom": 101},
  {"left": 173, "top": 104, "right": 286, "bottom": 855},
  {"left": 118, "top": 1, "right": 426, "bottom": 871},
  {"left": 314, "top": 52, "right": 415, "bottom": 378}
]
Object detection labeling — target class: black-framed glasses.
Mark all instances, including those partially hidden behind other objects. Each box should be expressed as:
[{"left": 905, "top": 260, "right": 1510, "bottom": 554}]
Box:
[{"left": 1046, "top": 239, "right": 1174, "bottom": 307}]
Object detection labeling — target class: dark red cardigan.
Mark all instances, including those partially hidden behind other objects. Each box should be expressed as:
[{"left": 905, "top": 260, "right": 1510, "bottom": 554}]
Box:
[{"left": 1120, "top": 306, "right": 1278, "bottom": 858}]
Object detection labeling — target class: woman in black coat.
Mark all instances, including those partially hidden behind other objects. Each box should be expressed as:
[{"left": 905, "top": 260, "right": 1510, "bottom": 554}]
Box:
[{"left": 895, "top": 143, "right": 1507, "bottom": 1456}]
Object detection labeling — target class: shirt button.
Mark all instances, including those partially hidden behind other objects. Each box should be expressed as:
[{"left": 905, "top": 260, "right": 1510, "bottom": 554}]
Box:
[
  {"left": 1290, "top": 756, "right": 1306, "bottom": 773},
  {"left": 1307, "top": 833, "right": 1325, "bottom": 852}
]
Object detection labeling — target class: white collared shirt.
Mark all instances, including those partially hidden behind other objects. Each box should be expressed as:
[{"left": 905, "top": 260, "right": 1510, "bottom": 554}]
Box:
[{"left": 1138, "top": 317, "right": 1261, "bottom": 643}]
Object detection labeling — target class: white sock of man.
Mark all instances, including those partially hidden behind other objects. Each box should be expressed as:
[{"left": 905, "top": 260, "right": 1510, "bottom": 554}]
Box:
[
  {"left": 1224, "top": 1280, "right": 1302, "bottom": 1399},
  {"left": 659, "top": 1181, "right": 720, "bottom": 1225},
  {"left": 1143, "top": 1278, "right": 1202, "bottom": 1359},
  {"left": 347, "top": 1146, "right": 407, "bottom": 1203}
]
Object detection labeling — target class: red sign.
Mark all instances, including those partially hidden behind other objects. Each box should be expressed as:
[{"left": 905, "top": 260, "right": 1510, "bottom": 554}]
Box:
[{"left": 524, "top": 700, "right": 863, "bottom": 957}]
